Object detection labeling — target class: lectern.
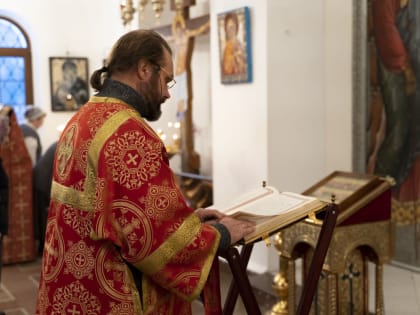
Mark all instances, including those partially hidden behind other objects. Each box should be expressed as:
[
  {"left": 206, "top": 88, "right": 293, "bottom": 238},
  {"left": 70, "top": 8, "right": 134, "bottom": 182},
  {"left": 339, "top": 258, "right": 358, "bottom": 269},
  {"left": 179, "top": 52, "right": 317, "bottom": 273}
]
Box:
[
  {"left": 204, "top": 202, "right": 338, "bottom": 315},
  {"left": 272, "top": 171, "right": 393, "bottom": 315}
]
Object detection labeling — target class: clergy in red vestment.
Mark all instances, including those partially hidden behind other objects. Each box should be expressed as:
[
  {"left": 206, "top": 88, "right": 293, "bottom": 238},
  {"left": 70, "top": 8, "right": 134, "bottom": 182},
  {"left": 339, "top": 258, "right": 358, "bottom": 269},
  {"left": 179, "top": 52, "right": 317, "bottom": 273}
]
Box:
[
  {"left": 35, "top": 29, "right": 255, "bottom": 315},
  {"left": 0, "top": 105, "right": 36, "bottom": 264}
]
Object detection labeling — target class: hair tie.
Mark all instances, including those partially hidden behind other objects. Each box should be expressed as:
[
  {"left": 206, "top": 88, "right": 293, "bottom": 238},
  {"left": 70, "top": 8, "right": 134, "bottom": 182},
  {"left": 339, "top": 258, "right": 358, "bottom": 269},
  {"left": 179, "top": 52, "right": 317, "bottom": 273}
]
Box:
[{"left": 101, "top": 66, "right": 108, "bottom": 72}]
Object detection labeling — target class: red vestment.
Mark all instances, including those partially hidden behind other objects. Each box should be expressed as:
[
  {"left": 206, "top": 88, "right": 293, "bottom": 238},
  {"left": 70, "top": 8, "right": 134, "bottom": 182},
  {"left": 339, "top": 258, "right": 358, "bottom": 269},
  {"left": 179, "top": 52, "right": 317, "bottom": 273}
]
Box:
[
  {"left": 0, "top": 106, "right": 36, "bottom": 264},
  {"left": 36, "top": 97, "right": 220, "bottom": 315}
]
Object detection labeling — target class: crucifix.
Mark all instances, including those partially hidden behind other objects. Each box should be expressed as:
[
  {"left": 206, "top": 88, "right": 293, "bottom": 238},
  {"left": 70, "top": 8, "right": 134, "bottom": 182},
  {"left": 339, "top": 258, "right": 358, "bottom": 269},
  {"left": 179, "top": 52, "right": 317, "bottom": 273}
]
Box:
[
  {"left": 153, "top": 0, "right": 213, "bottom": 208},
  {"left": 153, "top": 0, "right": 209, "bottom": 175},
  {"left": 341, "top": 263, "right": 361, "bottom": 315}
]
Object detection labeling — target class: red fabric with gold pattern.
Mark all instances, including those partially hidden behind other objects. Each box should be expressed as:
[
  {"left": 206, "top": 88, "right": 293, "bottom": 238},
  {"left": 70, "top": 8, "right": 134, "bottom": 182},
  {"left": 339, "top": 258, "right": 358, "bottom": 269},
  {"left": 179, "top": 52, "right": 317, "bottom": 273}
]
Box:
[
  {"left": 0, "top": 106, "right": 36, "bottom": 264},
  {"left": 36, "top": 97, "right": 220, "bottom": 315}
]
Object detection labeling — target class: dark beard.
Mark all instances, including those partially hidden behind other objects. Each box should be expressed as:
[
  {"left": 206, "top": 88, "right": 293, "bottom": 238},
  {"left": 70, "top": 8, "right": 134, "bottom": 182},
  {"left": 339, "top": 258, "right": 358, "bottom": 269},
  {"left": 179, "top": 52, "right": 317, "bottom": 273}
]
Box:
[{"left": 140, "top": 74, "right": 163, "bottom": 121}]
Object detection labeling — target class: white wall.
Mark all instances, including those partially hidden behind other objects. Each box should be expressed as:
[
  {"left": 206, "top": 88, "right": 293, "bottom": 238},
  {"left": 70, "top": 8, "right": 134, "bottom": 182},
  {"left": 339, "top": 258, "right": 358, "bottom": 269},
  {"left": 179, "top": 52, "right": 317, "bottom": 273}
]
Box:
[
  {"left": 2, "top": 0, "right": 354, "bottom": 273},
  {"left": 211, "top": 0, "right": 269, "bottom": 201},
  {"left": 324, "top": 0, "right": 353, "bottom": 171},
  {"left": 265, "top": 0, "right": 327, "bottom": 271},
  {"left": 211, "top": 0, "right": 271, "bottom": 272},
  {"left": 267, "top": 0, "right": 326, "bottom": 192}
]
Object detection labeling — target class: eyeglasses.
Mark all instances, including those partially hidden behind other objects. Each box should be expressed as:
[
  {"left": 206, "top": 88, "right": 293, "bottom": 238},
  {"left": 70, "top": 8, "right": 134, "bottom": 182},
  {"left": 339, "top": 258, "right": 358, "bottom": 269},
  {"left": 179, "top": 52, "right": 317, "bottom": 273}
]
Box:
[{"left": 152, "top": 62, "right": 176, "bottom": 89}]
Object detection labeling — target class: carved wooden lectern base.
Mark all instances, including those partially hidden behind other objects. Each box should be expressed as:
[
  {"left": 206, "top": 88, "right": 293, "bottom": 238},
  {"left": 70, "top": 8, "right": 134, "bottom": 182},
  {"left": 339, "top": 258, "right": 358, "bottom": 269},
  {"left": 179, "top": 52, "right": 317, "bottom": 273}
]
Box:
[
  {"left": 276, "top": 220, "right": 393, "bottom": 315},
  {"left": 270, "top": 172, "right": 393, "bottom": 315}
]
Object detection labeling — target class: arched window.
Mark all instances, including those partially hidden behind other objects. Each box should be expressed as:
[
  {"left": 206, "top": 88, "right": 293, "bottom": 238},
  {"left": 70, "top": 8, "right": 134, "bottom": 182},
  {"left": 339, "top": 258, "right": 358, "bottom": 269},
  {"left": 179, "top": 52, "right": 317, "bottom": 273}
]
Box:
[{"left": 0, "top": 16, "right": 33, "bottom": 122}]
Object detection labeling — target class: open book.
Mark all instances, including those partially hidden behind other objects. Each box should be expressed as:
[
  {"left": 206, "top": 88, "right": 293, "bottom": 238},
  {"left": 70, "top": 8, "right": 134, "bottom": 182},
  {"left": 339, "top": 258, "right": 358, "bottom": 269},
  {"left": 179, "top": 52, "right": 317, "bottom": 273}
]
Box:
[{"left": 210, "top": 185, "right": 327, "bottom": 244}]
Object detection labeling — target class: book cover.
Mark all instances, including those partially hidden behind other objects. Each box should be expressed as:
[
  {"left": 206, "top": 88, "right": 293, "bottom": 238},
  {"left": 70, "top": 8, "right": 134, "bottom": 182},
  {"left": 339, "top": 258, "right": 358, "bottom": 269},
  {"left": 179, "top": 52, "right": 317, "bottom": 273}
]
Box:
[{"left": 302, "top": 171, "right": 392, "bottom": 224}]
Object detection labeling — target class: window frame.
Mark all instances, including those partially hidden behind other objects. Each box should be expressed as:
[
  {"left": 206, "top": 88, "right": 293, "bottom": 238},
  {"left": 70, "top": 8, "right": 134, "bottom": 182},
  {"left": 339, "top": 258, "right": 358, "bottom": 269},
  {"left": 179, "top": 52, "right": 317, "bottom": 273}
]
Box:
[{"left": 0, "top": 16, "right": 34, "bottom": 106}]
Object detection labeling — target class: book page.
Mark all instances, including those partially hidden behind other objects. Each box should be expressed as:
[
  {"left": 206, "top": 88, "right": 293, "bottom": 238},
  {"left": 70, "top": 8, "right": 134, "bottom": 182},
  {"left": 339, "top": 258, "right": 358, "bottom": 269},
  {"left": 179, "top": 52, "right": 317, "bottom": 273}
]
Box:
[
  {"left": 208, "top": 185, "right": 326, "bottom": 244},
  {"left": 230, "top": 212, "right": 275, "bottom": 224},
  {"left": 213, "top": 186, "right": 316, "bottom": 217}
]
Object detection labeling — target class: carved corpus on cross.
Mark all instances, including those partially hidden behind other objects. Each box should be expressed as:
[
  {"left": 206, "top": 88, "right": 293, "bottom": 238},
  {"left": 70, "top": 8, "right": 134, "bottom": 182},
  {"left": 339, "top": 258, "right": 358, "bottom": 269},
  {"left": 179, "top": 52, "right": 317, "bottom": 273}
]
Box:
[{"left": 154, "top": 0, "right": 210, "bottom": 174}]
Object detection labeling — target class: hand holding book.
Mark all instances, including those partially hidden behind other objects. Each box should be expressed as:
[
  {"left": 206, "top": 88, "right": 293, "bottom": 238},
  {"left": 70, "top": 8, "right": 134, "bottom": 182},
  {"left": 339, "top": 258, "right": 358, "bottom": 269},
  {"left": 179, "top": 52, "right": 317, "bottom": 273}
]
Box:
[
  {"left": 217, "top": 216, "right": 256, "bottom": 245},
  {"left": 196, "top": 208, "right": 256, "bottom": 244},
  {"left": 196, "top": 208, "right": 227, "bottom": 223}
]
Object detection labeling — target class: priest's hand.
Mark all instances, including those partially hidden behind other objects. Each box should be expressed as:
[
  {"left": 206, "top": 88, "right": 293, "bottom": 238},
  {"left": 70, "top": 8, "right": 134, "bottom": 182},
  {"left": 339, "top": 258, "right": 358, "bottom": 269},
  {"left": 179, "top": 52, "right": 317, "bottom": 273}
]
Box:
[
  {"left": 218, "top": 216, "right": 256, "bottom": 245},
  {"left": 196, "top": 208, "right": 226, "bottom": 224}
]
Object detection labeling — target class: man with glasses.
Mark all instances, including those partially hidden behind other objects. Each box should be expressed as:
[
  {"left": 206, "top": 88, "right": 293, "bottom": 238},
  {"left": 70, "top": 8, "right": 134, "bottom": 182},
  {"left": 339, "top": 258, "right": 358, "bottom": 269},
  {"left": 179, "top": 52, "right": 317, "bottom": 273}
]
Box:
[{"left": 35, "top": 29, "right": 255, "bottom": 315}]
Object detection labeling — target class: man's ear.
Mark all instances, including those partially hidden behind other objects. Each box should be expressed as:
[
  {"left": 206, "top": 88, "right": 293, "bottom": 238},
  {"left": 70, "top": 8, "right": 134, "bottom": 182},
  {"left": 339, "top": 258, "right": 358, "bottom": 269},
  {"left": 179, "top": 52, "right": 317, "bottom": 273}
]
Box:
[{"left": 137, "top": 60, "right": 150, "bottom": 80}]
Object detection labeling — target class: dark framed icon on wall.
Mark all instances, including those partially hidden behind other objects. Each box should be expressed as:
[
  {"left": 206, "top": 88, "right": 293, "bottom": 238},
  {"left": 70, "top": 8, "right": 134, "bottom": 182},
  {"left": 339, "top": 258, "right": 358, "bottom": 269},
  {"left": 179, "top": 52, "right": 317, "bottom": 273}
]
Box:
[{"left": 49, "top": 57, "right": 89, "bottom": 111}]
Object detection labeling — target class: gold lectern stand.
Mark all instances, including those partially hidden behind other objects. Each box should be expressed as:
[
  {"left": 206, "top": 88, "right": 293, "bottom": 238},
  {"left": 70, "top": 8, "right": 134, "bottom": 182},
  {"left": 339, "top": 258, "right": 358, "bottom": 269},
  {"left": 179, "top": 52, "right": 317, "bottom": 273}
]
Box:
[{"left": 270, "top": 171, "right": 394, "bottom": 315}]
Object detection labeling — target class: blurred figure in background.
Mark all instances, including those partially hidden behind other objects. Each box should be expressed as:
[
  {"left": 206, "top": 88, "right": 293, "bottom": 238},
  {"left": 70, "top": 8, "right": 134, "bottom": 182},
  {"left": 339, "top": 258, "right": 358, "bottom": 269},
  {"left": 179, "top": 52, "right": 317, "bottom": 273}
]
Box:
[
  {"left": 0, "top": 105, "right": 36, "bottom": 264},
  {"left": 33, "top": 140, "right": 57, "bottom": 255},
  {"left": 20, "top": 105, "right": 46, "bottom": 166},
  {"left": 20, "top": 105, "right": 47, "bottom": 253}
]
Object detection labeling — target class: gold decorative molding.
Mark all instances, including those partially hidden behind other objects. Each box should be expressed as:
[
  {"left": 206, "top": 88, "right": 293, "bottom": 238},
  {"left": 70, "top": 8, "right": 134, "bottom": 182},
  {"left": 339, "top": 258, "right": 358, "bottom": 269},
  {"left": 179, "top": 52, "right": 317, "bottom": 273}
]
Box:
[
  {"left": 120, "top": 0, "right": 166, "bottom": 26},
  {"left": 279, "top": 221, "right": 321, "bottom": 259},
  {"left": 329, "top": 221, "right": 393, "bottom": 271},
  {"left": 275, "top": 219, "right": 393, "bottom": 314}
]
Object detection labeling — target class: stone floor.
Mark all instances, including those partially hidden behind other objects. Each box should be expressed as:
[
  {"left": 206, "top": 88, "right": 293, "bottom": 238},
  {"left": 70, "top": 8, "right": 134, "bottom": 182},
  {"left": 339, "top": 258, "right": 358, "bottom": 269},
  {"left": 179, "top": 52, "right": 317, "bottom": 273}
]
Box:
[
  {"left": 191, "top": 261, "right": 277, "bottom": 314},
  {"left": 0, "top": 258, "right": 40, "bottom": 315},
  {"left": 1, "top": 258, "right": 420, "bottom": 314}
]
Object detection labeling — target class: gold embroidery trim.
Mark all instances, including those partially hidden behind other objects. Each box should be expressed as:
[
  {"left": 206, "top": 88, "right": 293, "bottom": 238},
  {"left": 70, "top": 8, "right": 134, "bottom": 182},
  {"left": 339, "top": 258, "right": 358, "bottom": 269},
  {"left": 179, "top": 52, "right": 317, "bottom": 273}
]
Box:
[
  {"left": 186, "top": 226, "right": 220, "bottom": 302},
  {"left": 134, "top": 214, "right": 201, "bottom": 275},
  {"left": 51, "top": 104, "right": 142, "bottom": 211},
  {"left": 88, "top": 109, "right": 141, "bottom": 170},
  {"left": 51, "top": 181, "right": 95, "bottom": 210}
]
